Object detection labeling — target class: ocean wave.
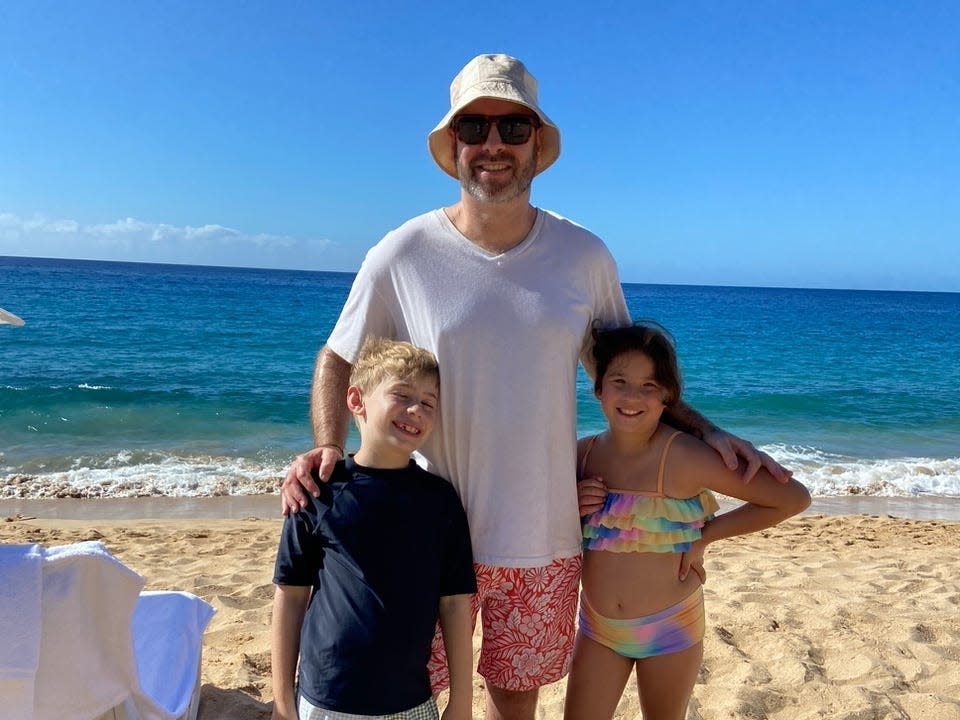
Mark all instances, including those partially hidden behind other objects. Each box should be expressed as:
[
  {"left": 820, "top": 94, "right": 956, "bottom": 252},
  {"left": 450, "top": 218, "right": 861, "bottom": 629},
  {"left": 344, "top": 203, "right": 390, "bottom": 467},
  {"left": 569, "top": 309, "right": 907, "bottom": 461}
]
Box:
[
  {"left": 765, "top": 444, "right": 960, "bottom": 497},
  {"left": 1, "top": 452, "right": 283, "bottom": 499},
  {"left": 2, "top": 446, "right": 959, "bottom": 499}
]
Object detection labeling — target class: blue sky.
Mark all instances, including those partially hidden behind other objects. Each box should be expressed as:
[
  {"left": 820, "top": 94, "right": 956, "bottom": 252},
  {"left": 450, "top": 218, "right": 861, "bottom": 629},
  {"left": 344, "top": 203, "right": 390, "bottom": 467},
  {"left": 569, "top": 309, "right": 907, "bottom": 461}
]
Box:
[{"left": 1, "top": 1, "right": 957, "bottom": 291}]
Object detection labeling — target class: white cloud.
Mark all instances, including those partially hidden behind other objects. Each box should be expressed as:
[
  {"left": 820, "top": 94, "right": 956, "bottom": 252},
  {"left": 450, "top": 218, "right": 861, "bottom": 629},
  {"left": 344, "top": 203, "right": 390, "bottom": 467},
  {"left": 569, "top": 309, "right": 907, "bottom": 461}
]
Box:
[{"left": 0, "top": 212, "right": 334, "bottom": 269}]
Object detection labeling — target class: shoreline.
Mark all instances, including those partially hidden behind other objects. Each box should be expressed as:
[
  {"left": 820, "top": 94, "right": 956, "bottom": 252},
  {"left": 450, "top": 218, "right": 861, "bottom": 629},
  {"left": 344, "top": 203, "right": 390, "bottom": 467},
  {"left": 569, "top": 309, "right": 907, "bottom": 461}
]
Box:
[{"left": 3, "top": 493, "right": 960, "bottom": 522}]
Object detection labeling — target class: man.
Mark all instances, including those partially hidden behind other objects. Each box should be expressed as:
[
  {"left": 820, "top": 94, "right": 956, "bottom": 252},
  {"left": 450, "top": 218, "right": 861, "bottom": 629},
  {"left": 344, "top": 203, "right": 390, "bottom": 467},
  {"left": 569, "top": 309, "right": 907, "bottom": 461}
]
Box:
[{"left": 282, "top": 54, "right": 790, "bottom": 720}]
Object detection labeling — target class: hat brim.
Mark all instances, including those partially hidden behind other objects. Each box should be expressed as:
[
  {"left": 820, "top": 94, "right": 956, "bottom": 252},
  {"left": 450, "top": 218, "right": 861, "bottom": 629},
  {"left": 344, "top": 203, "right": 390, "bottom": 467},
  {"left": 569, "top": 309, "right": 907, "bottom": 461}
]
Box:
[{"left": 427, "top": 88, "right": 560, "bottom": 179}]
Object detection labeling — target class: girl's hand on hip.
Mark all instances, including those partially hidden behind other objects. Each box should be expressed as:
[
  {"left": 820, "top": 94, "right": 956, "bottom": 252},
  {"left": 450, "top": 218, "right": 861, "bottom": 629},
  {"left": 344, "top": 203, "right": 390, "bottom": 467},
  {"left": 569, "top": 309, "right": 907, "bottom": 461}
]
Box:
[{"left": 679, "top": 539, "right": 707, "bottom": 584}]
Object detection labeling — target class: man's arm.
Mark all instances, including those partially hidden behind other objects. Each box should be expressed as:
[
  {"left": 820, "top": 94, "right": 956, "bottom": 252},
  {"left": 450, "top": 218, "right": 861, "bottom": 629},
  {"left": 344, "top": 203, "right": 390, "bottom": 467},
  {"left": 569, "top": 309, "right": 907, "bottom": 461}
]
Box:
[
  {"left": 270, "top": 584, "right": 311, "bottom": 720},
  {"left": 281, "top": 346, "right": 353, "bottom": 514},
  {"left": 662, "top": 399, "right": 719, "bottom": 439},
  {"left": 438, "top": 594, "right": 473, "bottom": 720},
  {"left": 664, "top": 400, "right": 792, "bottom": 483}
]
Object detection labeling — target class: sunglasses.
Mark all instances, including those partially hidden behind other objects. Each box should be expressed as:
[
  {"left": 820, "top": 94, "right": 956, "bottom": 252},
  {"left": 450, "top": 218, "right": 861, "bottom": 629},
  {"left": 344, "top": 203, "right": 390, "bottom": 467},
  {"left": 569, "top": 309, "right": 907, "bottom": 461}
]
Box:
[{"left": 452, "top": 114, "right": 541, "bottom": 145}]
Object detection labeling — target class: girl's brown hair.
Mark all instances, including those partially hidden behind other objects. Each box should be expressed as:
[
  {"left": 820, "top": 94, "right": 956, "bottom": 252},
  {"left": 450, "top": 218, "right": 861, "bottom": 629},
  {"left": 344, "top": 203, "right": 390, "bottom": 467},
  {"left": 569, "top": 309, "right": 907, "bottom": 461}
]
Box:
[{"left": 591, "top": 322, "right": 683, "bottom": 406}]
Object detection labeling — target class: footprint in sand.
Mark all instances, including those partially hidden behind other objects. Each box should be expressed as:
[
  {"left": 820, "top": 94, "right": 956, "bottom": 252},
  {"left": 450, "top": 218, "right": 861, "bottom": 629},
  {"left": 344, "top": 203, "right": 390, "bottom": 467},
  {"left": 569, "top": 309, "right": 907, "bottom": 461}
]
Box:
[{"left": 912, "top": 623, "right": 937, "bottom": 643}]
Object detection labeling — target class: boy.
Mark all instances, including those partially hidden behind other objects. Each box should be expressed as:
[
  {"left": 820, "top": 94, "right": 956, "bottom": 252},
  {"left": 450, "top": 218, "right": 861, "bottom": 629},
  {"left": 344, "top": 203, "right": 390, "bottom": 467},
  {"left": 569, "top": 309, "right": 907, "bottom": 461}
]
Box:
[{"left": 271, "top": 337, "right": 475, "bottom": 720}]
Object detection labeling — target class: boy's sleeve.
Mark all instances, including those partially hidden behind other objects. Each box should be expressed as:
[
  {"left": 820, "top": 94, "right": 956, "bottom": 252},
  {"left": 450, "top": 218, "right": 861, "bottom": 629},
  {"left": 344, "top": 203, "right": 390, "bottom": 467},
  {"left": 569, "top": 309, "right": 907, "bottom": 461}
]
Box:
[
  {"left": 439, "top": 486, "right": 477, "bottom": 597},
  {"left": 273, "top": 497, "right": 325, "bottom": 586}
]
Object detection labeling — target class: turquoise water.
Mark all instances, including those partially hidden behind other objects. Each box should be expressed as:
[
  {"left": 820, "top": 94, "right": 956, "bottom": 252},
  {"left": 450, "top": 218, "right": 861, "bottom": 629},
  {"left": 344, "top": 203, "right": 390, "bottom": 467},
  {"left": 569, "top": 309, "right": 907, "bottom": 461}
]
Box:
[{"left": 2, "top": 256, "right": 958, "bottom": 498}]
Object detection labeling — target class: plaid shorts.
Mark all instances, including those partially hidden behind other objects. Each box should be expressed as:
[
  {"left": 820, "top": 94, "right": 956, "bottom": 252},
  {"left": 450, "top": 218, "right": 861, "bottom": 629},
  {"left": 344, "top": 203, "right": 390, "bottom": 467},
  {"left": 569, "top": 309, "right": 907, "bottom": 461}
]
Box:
[
  {"left": 428, "top": 556, "right": 582, "bottom": 692},
  {"left": 297, "top": 695, "right": 438, "bottom": 720}
]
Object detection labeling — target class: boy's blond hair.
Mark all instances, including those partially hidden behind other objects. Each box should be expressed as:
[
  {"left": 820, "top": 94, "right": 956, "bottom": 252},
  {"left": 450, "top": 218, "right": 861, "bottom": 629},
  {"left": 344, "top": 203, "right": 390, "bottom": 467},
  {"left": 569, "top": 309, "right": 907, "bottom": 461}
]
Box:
[{"left": 349, "top": 336, "right": 439, "bottom": 393}]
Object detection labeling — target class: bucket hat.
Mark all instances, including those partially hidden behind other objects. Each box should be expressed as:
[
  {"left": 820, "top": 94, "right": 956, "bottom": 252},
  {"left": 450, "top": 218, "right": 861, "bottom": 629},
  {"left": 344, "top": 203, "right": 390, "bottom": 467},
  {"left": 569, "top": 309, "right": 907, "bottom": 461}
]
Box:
[{"left": 427, "top": 54, "right": 561, "bottom": 179}]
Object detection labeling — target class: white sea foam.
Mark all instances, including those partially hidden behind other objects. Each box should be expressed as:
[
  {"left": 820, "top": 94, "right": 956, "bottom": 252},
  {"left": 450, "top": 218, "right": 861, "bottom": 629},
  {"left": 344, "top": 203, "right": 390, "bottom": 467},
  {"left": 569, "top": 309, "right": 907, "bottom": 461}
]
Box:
[
  {"left": 2, "top": 452, "right": 284, "bottom": 499},
  {"left": 3, "top": 446, "right": 959, "bottom": 500},
  {"left": 765, "top": 444, "right": 960, "bottom": 497}
]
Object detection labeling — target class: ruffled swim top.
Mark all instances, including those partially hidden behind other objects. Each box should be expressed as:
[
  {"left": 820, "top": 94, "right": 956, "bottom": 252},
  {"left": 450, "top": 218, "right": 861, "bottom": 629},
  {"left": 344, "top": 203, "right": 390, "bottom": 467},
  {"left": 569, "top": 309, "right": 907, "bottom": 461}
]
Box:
[{"left": 580, "top": 431, "right": 719, "bottom": 554}]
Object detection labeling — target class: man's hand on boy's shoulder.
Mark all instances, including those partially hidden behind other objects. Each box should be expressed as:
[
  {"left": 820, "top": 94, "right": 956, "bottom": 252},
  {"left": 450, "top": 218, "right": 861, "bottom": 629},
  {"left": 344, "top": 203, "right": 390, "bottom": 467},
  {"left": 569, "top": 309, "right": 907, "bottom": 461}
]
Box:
[{"left": 281, "top": 445, "right": 344, "bottom": 515}]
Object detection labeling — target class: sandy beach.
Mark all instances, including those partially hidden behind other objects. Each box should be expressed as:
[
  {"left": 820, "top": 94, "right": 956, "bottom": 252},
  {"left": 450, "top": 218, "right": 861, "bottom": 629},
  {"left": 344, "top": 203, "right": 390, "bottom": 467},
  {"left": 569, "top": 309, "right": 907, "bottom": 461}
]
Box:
[{"left": 3, "top": 501, "right": 959, "bottom": 719}]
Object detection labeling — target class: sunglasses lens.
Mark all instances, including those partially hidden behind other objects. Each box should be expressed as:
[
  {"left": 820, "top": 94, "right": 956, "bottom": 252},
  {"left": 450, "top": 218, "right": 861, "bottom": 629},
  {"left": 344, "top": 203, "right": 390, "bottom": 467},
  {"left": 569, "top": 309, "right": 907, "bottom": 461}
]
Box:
[
  {"left": 496, "top": 116, "right": 535, "bottom": 144},
  {"left": 455, "top": 117, "right": 489, "bottom": 144}
]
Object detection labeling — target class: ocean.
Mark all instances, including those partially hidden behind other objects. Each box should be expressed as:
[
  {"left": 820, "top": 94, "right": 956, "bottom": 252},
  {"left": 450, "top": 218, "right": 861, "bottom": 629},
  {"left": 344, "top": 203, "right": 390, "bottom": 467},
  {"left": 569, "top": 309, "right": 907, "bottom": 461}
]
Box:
[{"left": 2, "top": 256, "right": 958, "bottom": 500}]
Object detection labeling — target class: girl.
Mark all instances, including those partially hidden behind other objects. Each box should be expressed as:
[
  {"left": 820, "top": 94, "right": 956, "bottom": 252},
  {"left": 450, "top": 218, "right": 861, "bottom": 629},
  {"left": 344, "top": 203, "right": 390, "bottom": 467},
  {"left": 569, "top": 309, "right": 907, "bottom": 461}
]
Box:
[{"left": 564, "top": 323, "right": 810, "bottom": 720}]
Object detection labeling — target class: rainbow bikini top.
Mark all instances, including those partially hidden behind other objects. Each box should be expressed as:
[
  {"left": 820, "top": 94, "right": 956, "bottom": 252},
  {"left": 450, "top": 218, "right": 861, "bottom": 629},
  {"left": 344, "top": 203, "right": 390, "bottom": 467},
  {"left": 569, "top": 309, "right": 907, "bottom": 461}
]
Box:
[{"left": 580, "top": 431, "right": 719, "bottom": 554}]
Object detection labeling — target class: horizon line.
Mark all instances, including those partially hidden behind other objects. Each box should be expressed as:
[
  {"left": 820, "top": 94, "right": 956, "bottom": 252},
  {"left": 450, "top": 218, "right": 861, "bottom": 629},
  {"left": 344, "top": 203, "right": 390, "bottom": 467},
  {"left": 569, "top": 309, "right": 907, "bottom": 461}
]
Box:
[{"left": 2, "top": 253, "right": 957, "bottom": 295}]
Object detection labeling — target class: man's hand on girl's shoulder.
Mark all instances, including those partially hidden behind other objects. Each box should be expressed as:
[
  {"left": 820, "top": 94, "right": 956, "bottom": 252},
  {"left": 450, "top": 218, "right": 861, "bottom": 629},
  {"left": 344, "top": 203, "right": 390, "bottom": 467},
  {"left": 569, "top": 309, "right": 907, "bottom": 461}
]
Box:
[{"left": 702, "top": 429, "right": 793, "bottom": 484}]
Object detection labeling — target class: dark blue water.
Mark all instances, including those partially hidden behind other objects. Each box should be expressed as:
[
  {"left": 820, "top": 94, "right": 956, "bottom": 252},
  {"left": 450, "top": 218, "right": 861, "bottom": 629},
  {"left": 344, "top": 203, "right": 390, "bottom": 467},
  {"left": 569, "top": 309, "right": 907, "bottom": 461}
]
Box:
[{"left": 2, "top": 256, "right": 958, "bottom": 498}]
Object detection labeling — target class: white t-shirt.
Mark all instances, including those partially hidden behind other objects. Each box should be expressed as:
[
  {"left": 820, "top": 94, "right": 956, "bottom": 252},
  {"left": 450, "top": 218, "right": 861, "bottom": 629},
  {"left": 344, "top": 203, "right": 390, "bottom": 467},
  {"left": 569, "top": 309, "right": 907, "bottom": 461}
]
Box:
[{"left": 327, "top": 208, "right": 630, "bottom": 567}]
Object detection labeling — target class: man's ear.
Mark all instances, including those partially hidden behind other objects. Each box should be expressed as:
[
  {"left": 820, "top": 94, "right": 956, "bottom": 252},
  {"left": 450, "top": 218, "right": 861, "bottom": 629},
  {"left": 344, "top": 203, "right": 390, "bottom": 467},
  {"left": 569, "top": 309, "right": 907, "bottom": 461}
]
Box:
[{"left": 346, "top": 385, "right": 364, "bottom": 415}]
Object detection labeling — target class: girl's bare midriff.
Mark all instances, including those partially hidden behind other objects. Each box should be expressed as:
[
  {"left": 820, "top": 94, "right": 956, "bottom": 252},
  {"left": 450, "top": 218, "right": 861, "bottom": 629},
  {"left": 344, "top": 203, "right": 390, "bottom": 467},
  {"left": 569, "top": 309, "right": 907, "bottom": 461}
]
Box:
[{"left": 581, "top": 546, "right": 701, "bottom": 618}]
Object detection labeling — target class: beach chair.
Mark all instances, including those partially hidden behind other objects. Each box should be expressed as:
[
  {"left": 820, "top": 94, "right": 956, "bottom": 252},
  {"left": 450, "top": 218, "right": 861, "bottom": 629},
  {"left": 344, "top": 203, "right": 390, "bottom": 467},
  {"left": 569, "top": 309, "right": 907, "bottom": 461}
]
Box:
[{"left": 0, "top": 541, "right": 214, "bottom": 720}]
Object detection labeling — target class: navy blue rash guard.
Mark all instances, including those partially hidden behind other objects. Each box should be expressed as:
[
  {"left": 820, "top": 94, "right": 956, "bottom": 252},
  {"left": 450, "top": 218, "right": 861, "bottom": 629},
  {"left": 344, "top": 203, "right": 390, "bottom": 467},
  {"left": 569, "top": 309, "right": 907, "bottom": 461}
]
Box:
[{"left": 273, "top": 457, "right": 476, "bottom": 715}]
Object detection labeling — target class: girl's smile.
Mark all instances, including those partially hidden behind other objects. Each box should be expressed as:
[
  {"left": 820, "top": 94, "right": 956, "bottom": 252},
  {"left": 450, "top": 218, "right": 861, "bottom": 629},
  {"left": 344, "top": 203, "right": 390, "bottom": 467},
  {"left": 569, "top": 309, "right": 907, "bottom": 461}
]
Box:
[{"left": 596, "top": 351, "right": 666, "bottom": 432}]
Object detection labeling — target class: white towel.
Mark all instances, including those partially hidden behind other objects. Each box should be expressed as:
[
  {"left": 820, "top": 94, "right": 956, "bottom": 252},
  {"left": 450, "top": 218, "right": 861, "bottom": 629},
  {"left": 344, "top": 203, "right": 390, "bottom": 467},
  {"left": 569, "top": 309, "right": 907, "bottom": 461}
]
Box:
[
  {"left": 34, "top": 541, "right": 145, "bottom": 720},
  {"left": 128, "top": 591, "right": 215, "bottom": 720},
  {"left": 0, "top": 543, "right": 43, "bottom": 720}
]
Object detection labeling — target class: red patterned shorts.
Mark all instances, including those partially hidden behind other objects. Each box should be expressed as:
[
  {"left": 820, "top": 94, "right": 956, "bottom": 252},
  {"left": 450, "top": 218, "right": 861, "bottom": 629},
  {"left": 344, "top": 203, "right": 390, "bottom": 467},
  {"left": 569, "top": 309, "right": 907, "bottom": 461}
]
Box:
[{"left": 428, "top": 556, "right": 582, "bottom": 693}]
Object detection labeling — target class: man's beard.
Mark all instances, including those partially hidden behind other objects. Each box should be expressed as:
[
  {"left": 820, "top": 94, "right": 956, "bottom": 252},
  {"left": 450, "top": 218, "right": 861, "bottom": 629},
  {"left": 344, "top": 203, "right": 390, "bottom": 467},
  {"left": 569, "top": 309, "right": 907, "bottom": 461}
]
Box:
[{"left": 458, "top": 151, "right": 537, "bottom": 204}]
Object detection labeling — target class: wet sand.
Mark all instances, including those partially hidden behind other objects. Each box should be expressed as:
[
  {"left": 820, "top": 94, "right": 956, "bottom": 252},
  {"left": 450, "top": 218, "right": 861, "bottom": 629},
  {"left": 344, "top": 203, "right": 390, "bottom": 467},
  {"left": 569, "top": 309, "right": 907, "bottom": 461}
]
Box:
[{"left": 3, "top": 493, "right": 960, "bottom": 522}]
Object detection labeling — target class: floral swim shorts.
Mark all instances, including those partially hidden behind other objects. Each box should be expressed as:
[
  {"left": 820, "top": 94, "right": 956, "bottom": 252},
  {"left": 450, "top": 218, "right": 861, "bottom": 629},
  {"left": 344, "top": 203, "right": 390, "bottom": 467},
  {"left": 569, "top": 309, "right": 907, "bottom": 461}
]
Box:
[{"left": 428, "top": 556, "right": 582, "bottom": 692}]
